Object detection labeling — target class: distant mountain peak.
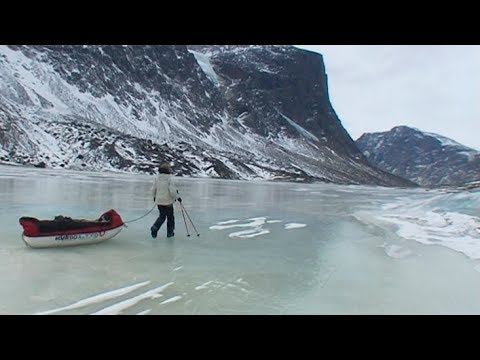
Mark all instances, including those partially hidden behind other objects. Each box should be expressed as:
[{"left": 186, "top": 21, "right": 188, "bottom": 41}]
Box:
[{"left": 356, "top": 126, "right": 480, "bottom": 186}]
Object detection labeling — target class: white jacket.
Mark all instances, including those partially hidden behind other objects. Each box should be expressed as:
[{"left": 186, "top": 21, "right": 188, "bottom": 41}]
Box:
[{"left": 151, "top": 174, "right": 179, "bottom": 206}]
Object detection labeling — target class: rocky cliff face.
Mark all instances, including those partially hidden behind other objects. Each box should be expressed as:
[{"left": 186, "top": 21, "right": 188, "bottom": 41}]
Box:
[
  {"left": 0, "top": 45, "right": 414, "bottom": 187},
  {"left": 356, "top": 126, "right": 480, "bottom": 186}
]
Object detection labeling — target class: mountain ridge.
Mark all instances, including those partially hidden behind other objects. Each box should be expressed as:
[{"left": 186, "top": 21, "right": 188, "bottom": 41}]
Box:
[{"left": 0, "top": 45, "right": 415, "bottom": 187}]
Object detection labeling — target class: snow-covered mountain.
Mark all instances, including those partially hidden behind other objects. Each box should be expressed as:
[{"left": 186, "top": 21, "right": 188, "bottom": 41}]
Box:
[
  {"left": 0, "top": 45, "right": 414, "bottom": 186},
  {"left": 356, "top": 126, "right": 480, "bottom": 186}
]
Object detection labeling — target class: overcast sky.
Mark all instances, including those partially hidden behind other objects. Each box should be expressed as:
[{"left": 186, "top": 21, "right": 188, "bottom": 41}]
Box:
[{"left": 294, "top": 45, "right": 480, "bottom": 150}]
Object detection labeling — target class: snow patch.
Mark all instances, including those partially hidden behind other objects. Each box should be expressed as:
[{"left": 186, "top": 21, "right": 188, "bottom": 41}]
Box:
[
  {"left": 284, "top": 223, "right": 307, "bottom": 229},
  {"left": 189, "top": 50, "right": 219, "bottom": 86},
  {"left": 278, "top": 112, "right": 319, "bottom": 142}
]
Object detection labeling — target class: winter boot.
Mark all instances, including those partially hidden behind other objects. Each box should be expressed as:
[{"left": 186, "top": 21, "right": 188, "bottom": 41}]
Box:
[{"left": 151, "top": 226, "right": 158, "bottom": 238}]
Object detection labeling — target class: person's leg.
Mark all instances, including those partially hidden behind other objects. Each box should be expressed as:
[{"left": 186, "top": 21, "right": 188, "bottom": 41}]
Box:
[
  {"left": 151, "top": 206, "right": 167, "bottom": 238},
  {"left": 166, "top": 205, "right": 175, "bottom": 237}
]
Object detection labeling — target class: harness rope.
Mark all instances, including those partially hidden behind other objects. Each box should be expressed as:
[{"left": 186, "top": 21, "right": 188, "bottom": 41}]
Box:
[{"left": 123, "top": 205, "right": 156, "bottom": 225}]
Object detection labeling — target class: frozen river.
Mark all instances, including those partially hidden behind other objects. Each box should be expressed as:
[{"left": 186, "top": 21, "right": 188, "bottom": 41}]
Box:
[{"left": 2, "top": 164, "right": 480, "bottom": 314}]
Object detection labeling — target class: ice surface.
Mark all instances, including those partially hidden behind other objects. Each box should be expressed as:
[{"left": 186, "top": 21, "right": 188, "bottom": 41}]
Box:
[{"left": 2, "top": 165, "right": 480, "bottom": 314}]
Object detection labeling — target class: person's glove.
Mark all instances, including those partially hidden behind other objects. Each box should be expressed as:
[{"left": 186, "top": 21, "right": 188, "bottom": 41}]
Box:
[{"left": 177, "top": 197, "right": 182, "bottom": 203}]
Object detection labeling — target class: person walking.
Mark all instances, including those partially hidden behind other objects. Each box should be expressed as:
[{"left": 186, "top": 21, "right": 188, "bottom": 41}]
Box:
[{"left": 150, "top": 162, "right": 182, "bottom": 238}]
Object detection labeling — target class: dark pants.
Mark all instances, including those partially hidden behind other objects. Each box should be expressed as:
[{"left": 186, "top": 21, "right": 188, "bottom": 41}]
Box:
[{"left": 152, "top": 205, "right": 174, "bottom": 235}]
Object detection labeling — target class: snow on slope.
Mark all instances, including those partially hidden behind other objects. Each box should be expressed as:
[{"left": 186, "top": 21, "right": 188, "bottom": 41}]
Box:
[
  {"left": 188, "top": 50, "right": 220, "bottom": 86},
  {"left": 0, "top": 45, "right": 415, "bottom": 186}
]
